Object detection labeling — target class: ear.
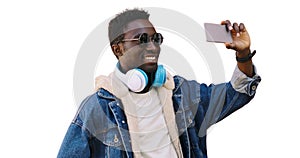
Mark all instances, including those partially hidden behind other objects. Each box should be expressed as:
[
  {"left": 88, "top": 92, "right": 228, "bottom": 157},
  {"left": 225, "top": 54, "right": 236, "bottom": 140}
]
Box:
[{"left": 112, "top": 44, "right": 123, "bottom": 58}]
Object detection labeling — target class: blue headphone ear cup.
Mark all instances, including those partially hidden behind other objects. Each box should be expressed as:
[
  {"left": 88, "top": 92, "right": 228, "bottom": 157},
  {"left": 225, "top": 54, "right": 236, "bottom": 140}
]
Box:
[
  {"left": 126, "top": 68, "right": 148, "bottom": 92},
  {"left": 152, "top": 65, "right": 166, "bottom": 87}
]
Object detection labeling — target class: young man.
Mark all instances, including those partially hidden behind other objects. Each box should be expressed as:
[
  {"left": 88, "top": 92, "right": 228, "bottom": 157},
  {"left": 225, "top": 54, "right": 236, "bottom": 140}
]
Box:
[{"left": 58, "top": 9, "right": 261, "bottom": 158}]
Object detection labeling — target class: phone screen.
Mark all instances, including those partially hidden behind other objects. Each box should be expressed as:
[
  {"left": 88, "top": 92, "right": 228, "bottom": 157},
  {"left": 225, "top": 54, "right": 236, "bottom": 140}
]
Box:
[{"left": 204, "top": 23, "right": 232, "bottom": 43}]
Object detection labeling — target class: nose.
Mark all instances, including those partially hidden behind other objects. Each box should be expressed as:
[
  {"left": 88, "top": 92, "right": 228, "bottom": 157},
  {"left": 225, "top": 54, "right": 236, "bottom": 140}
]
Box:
[{"left": 145, "top": 41, "right": 159, "bottom": 51}]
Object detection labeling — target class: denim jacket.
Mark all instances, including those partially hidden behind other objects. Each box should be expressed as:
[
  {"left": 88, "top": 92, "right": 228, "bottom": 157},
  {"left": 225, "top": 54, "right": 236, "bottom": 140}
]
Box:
[{"left": 58, "top": 66, "right": 261, "bottom": 158}]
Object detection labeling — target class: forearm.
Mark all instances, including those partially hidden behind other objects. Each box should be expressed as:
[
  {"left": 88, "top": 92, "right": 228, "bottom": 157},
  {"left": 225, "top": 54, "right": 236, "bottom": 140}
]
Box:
[{"left": 236, "top": 49, "right": 254, "bottom": 77}]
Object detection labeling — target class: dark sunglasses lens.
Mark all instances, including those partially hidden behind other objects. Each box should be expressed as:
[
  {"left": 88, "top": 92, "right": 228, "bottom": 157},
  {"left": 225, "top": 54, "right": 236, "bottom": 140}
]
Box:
[
  {"left": 153, "top": 33, "right": 163, "bottom": 45},
  {"left": 139, "top": 33, "right": 149, "bottom": 44}
]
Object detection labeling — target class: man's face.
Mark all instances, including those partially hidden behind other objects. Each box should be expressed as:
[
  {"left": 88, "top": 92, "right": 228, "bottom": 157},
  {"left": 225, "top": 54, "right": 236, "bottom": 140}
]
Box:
[{"left": 117, "top": 19, "right": 161, "bottom": 73}]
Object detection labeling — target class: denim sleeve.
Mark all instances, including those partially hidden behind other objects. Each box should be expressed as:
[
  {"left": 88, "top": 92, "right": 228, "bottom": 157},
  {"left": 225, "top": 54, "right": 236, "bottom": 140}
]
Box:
[
  {"left": 196, "top": 66, "right": 261, "bottom": 137},
  {"left": 57, "top": 119, "right": 91, "bottom": 158}
]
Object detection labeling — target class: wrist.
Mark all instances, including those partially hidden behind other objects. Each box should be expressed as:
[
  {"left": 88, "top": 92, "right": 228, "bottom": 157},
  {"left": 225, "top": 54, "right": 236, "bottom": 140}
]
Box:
[
  {"left": 236, "top": 49, "right": 250, "bottom": 58},
  {"left": 236, "top": 50, "right": 256, "bottom": 63}
]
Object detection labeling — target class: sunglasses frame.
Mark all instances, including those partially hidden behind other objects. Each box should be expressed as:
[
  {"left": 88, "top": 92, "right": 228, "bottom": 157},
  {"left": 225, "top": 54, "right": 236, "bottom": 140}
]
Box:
[{"left": 121, "top": 33, "right": 163, "bottom": 46}]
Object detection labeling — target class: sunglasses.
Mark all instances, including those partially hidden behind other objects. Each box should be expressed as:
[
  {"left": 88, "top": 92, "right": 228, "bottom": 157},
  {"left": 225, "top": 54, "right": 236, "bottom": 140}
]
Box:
[{"left": 122, "top": 33, "right": 163, "bottom": 46}]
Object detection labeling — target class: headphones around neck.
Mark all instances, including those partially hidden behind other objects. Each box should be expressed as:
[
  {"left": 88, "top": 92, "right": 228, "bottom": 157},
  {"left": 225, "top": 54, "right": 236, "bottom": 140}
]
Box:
[{"left": 115, "top": 64, "right": 166, "bottom": 92}]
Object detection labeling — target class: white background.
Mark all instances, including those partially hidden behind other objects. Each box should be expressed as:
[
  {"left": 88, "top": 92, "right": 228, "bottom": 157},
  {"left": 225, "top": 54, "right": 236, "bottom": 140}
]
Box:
[{"left": 1, "top": 0, "right": 299, "bottom": 157}]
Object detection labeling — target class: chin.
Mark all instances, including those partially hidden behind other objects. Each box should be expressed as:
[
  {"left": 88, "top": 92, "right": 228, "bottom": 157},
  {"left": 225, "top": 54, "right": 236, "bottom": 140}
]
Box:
[{"left": 138, "top": 63, "right": 157, "bottom": 73}]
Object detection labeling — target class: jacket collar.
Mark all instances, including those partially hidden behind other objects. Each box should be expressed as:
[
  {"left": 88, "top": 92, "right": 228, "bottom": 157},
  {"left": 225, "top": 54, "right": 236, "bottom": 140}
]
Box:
[{"left": 172, "top": 75, "right": 185, "bottom": 93}]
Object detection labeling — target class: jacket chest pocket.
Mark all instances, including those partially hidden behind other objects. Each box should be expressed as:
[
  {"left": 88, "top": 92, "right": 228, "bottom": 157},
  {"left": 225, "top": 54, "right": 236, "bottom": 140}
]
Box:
[
  {"left": 93, "top": 127, "right": 127, "bottom": 158},
  {"left": 96, "top": 127, "right": 123, "bottom": 148}
]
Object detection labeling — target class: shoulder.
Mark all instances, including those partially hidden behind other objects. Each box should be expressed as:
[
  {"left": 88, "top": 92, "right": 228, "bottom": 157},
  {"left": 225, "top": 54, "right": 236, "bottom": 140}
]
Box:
[
  {"left": 73, "top": 93, "right": 101, "bottom": 123},
  {"left": 72, "top": 90, "right": 119, "bottom": 136},
  {"left": 172, "top": 75, "right": 201, "bottom": 104},
  {"left": 173, "top": 75, "right": 200, "bottom": 92},
  {"left": 73, "top": 89, "right": 115, "bottom": 126}
]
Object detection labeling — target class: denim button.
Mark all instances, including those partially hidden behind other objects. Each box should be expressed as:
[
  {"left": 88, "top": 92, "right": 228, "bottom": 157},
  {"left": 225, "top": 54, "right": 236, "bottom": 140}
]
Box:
[
  {"left": 188, "top": 118, "right": 193, "bottom": 124},
  {"left": 114, "top": 134, "right": 119, "bottom": 143},
  {"left": 251, "top": 85, "right": 257, "bottom": 91},
  {"left": 122, "top": 120, "right": 125, "bottom": 123}
]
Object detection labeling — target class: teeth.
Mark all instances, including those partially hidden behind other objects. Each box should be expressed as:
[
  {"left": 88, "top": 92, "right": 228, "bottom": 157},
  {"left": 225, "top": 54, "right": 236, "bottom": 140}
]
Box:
[{"left": 145, "top": 56, "right": 155, "bottom": 60}]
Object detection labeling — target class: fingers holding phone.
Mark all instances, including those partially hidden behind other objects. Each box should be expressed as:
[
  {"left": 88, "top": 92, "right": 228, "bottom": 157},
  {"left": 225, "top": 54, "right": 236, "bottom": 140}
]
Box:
[{"left": 205, "top": 20, "right": 251, "bottom": 52}]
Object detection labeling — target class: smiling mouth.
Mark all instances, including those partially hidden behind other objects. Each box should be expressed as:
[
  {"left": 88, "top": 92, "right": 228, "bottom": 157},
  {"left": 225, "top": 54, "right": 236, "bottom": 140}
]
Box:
[
  {"left": 145, "top": 56, "right": 156, "bottom": 60},
  {"left": 144, "top": 56, "right": 157, "bottom": 64}
]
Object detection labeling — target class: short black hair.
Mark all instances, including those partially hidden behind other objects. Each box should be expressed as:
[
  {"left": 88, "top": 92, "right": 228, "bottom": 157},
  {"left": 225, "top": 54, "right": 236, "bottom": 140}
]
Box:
[{"left": 108, "top": 8, "right": 150, "bottom": 45}]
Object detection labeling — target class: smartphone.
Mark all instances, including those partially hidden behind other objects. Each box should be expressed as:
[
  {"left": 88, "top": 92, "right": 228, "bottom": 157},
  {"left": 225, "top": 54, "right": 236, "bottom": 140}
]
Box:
[{"left": 204, "top": 23, "right": 232, "bottom": 43}]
